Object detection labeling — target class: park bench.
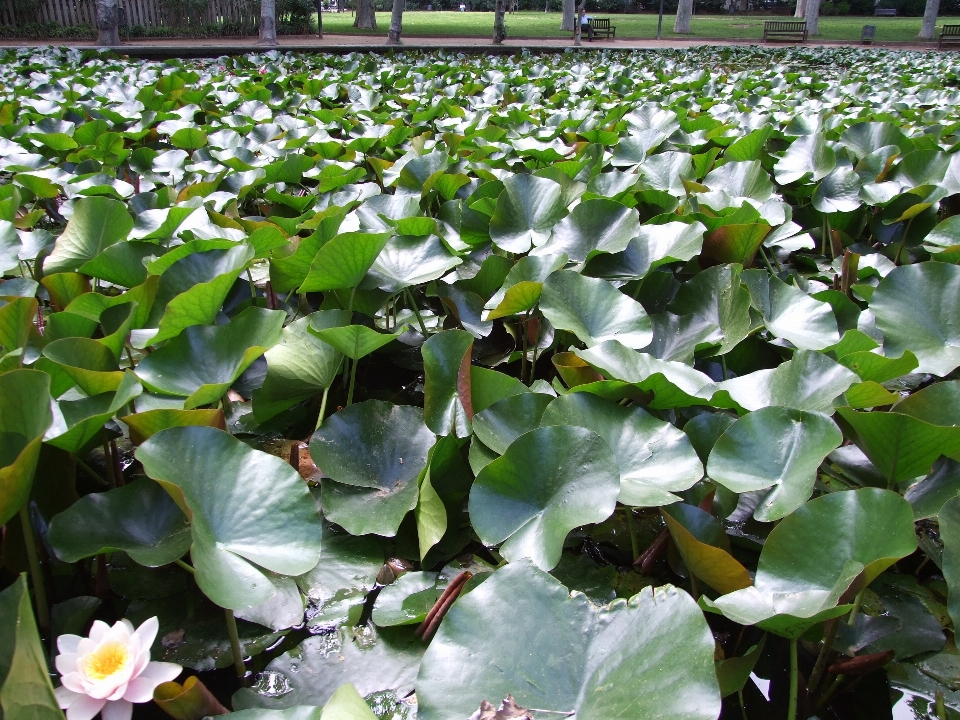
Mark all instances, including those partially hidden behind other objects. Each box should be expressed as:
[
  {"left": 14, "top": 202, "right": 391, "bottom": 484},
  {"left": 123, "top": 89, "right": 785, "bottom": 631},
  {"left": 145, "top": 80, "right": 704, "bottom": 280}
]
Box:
[
  {"left": 874, "top": 8, "right": 896, "bottom": 15},
  {"left": 763, "top": 20, "right": 807, "bottom": 43},
  {"left": 587, "top": 18, "right": 616, "bottom": 39},
  {"left": 941, "top": 24, "right": 960, "bottom": 49}
]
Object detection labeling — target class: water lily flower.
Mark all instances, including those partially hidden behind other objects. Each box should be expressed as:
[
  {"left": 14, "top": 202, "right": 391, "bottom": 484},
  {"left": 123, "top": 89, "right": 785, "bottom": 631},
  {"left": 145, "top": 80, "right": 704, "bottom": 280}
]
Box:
[{"left": 54, "top": 617, "right": 182, "bottom": 720}]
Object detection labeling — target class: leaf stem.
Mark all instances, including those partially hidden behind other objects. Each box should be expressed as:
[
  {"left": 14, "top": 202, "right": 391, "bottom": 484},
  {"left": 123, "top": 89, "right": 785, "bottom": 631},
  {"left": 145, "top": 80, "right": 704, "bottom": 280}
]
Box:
[
  {"left": 174, "top": 558, "right": 196, "bottom": 575},
  {"left": 807, "top": 618, "right": 839, "bottom": 693},
  {"left": 225, "top": 609, "right": 245, "bottom": 678},
  {"left": 626, "top": 508, "right": 640, "bottom": 562},
  {"left": 787, "top": 637, "right": 798, "bottom": 720},
  {"left": 758, "top": 245, "right": 777, "bottom": 275},
  {"left": 246, "top": 269, "right": 258, "bottom": 304},
  {"left": 847, "top": 589, "right": 864, "bottom": 626},
  {"left": 75, "top": 455, "right": 109, "bottom": 487},
  {"left": 347, "top": 353, "right": 358, "bottom": 406},
  {"left": 102, "top": 442, "right": 116, "bottom": 488},
  {"left": 738, "top": 689, "right": 747, "bottom": 720},
  {"left": 19, "top": 503, "right": 50, "bottom": 633},
  {"left": 404, "top": 287, "right": 428, "bottom": 337},
  {"left": 720, "top": 354, "right": 729, "bottom": 381},
  {"left": 521, "top": 313, "right": 529, "bottom": 385},
  {"left": 936, "top": 690, "right": 946, "bottom": 720},
  {"left": 316, "top": 385, "right": 331, "bottom": 429}
]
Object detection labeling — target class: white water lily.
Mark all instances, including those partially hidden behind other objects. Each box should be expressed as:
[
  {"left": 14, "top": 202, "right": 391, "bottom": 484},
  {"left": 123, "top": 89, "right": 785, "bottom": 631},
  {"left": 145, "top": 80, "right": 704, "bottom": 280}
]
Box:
[{"left": 54, "top": 617, "right": 182, "bottom": 720}]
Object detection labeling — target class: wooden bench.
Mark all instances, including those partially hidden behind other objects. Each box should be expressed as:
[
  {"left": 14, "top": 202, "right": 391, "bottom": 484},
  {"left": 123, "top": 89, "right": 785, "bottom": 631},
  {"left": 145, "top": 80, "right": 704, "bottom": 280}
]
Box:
[
  {"left": 874, "top": 8, "right": 896, "bottom": 16},
  {"left": 763, "top": 20, "right": 807, "bottom": 43},
  {"left": 587, "top": 18, "right": 616, "bottom": 40},
  {"left": 941, "top": 24, "right": 960, "bottom": 49}
]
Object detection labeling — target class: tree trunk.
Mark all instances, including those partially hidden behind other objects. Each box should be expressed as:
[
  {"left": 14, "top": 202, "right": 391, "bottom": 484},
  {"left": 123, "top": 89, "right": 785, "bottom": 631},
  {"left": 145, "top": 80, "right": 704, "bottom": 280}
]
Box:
[
  {"left": 493, "top": 0, "right": 506, "bottom": 42},
  {"left": 919, "top": 0, "right": 940, "bottom": 39},
  {"left": 794, "top": 0, "right": 805, "bottom": 18},
  {"left": 387, "top": 0, "right": 403, "bottom": 41},
  {"left": 354, "top": 0, "right": 377, "bottom": 27},
  {"left": 673, "top": 0, "right": 692, "bottom": 32},
  {"left": 804, "top": 0, "right": 820, "bottom": 35},
  {"left": 96, "top": 0, "right": 121, "bottom": 46},
  {"left": 258, "top": 0, "right": 278, "bottom": 44},
  {"left": 561, "top": 0, "right": 574, "bottom": 29}
]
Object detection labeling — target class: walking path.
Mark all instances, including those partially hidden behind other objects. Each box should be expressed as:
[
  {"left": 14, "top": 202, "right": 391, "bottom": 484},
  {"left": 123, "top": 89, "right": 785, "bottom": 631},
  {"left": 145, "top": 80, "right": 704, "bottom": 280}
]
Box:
[{"left": 0, "top": 31, "right": 943, "bottom": 56}]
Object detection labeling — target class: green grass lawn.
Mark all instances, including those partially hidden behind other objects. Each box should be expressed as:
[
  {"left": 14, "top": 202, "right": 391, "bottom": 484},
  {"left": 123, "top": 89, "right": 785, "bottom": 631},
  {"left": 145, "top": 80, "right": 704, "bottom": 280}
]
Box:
[{"left": 315, "top": 10, "right": 959, "bottom": 41}]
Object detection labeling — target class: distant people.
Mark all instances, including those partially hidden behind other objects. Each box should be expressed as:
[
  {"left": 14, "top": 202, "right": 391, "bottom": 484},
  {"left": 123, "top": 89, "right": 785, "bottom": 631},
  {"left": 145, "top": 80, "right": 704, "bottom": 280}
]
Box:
[{"left": 459, "top": 2, "right": 465, "bottom": 9}]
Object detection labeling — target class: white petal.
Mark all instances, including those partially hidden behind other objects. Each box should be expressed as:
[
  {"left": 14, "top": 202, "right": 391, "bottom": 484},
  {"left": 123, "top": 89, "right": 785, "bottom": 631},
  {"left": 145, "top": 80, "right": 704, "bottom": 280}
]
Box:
[
  {"left": 55, "top": 653, "right": 79, "bottom": 676},
  {"left": 138, "top": 662, "right": 182, "bottom": 683},
  {"left": 131, "top": 647, "right": 150, "bottom": 678},
  {"left": 107, "top": 683, "right": 128, "bottom": 702},
  {"left": 102, "top": 699, "right": 133, "bottom": 720},
  {"left": 58, "top": 635, "right": 83, "bottom": 655},
  {"left": 88, "top": 622, "right": 110, "bottom": 643},
  {"left": 61, "top": 673, "right": 86, "bottom": 694},
  {"left": 122, "top": 677, "right": 164, "bottom": 704},
  {"left": 65, "top": 695, "right": 106, "bottom": 720},
  {"left": 118, "top": 620, "right": 135, "bottom": 637},
  {"left": 76, "top": 638, "right": 96, "bottom": 656},
  {"left": 54, "top": 685, "right": 81, "bottom": 709},
  {"left": 132, "top": 617, "right": 159, "bottom": 653}
]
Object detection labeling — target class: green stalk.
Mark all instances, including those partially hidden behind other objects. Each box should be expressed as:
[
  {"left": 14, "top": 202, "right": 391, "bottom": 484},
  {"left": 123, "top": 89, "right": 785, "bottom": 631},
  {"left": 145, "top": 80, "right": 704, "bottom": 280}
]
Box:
[
  {"left": 174, "top": 558, "right": 196, "bottom": 575},
  {"left": 19, "top": 504, "right": 49, "bottom": 633},
  {"left": 758, "top": 245, "right": 777, "bottom": 275},
  {"left": 347, "top": 285, "right": 357, "bottom": 316},
  {"left": 246, "top": 269, "right": 258, "bottom": 303},
  {"left": 315, "top": 385, "right": 331, "bottom": 430},
  {"left": 720, "top": 354, "right": 729, "bottom": 381},
  {"left": 102, "top": 442, "right": 116, "bottom": 488},
  {"left": 787, "top": 637, "right": 798, "bottom": 720},
  {"left": 225, "top": 609, "right": 245, "bottom": 678},
  {"left": 936, "top": 691, "right": 946, "bottom": 720},
  {"left": 807, "top": 618, "right": 839, "bottom": 693},
  {"left": 737, "top": 689, "right": 748, "bottom": 720},
  {"left": 75, "top": 455, "right": 109, "bottom": 487},
  {"left": 404, "top": 288, "right": 429, "bottom": 337},
  {"left": 847, "top": 589, "right": 864, "bottom": 626},
  {"left": 626, "top": 509, "right": 640, "bottom": 562},
  {"left": 347, "top": 354, "right": 358, "bottom": 406},
  {"left": 520, "top": 314, "right": 530, "bottom": 385}
]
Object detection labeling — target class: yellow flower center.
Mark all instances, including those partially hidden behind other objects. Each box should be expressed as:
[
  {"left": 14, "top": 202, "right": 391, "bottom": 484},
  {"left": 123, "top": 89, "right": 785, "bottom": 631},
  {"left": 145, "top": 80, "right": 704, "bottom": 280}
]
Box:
[{"left": 82, "top": 642, "right": 129, "bottom": 681}]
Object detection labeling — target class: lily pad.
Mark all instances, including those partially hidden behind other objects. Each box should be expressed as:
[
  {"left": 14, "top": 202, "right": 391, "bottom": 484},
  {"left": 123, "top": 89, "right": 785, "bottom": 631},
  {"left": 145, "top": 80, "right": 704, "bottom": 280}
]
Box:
[
  {"left": 136, "top": 426, "right": 323, "bottom": 610},
  {"left": 416, "top": 561, "right": 721, "bottom": 720},
  {"left": 707, "top": 406, "right": 843, "bottom": 521},
  {"left": 469, "top": 425, "right": 620, "bottom": 571},
  {"left": 48, "top": 478, "right": 190, "bottom": 566}
]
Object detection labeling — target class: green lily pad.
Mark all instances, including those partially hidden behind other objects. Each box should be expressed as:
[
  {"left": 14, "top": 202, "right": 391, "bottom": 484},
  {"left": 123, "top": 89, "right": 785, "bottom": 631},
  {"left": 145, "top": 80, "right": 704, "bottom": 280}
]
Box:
[
  {"left": 136, "top": 426, "right": 323, "bottom": 610},
  {"left": 363, "top": 234, "right": 461, "bottom": 293},
  {"left": 712, "top": 349, "right": 858, "bottom": 414},
  {"left": 870, "top": 263, "right": 960, "bottom": 377},
  {"left": 310, "top": 325, "right": 401, "bottom": 361},
  {"left": 667, "top": 264, "right": 752, "bottom": 356},
  {"left": 232, "top": 625, "right": 424, "bottom": 711},
  {"left": 0, "top": 575, "right": 63, "bottom": 720},
  {"left": 489, "top": 174, "right": 567, "bottom": 254},
  {"left": 662, "top": 504, "right": 752, "bottom": 595},
  {"left": 532, "top": 198, "right": 640, "bottom": 263},
  {"left": 836, "top": 407, "right": 960, "bottom": 486},
  {"left": 44, "top": 371, "right": 142, "bottom": 453},
  {"left": 43, "top": 195, "right": 133, "bottom": 275},
  {"left": 741, "top": 270, "right": 839, "bottom": 350},
  {"left": 253, "top": 310, "right": 351, "bottom": 424},
  {"left": 422, "top": 329, "right": 474, "bottom": 438},
  {"left": 48, "top": 478, "right": 190, "bottom": 566},
  {"left": 471, "top": 392, "right": 553, "bottom": 456},
  {"left": 938, "top": 495, "right": 960, "bottom": 632},
  {"left": 311, "top": 401, "right": 435, "bottom": 537},
  {"left": 416, "top": 561, "right": 721, "bottom": 720},
  {"left": 299, "top": 232, "right": 393, "bottom": 293},
  {"left": 42, "top": 337, "right": 124, "bottom": 396},
  {"left": 539, "top": 392, "right": 702, "bottom": 507},
  {"left": 706, "top": 488, "right": 916, "bottom": 634},
  {"left": 707, "top": 406, "right": 843, "bottom": 521},
  {"left": 540, "top": 270, "right": 652, "bottom": 349},
  {"left": 469, "top": 425, "right": 619, "bottom": 571},
  {"left": 0, "top": 369, "right": 52, "bottom": 526},
  {"left": 136, "top": 307, "right": 285, "bottom": 409}
]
